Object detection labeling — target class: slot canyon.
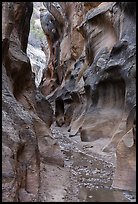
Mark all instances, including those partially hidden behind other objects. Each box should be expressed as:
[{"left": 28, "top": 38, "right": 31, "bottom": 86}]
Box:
[{"left": 2, "top": 2, "right": 136, "bottom": 202}]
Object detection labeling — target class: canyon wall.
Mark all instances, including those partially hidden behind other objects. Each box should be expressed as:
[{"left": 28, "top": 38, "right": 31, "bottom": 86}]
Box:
[
  {"left": 2, "top": 2, "right": 136, "bottom": 202},
  {"left": 2, "top": 2, "right": 63, "bottom": 202},
  {"left": 39, "top": 2, "right": 136, "bottom": 191}
]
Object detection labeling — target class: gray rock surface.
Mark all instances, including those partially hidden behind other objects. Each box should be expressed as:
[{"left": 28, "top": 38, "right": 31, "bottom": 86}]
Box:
[{"left": 2, "top": 2, "right": 136, "bottom": 202}]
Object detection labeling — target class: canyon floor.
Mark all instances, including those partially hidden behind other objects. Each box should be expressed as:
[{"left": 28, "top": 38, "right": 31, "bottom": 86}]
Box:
[{"left": 40, "top": 122, "right": 136, "bottom": 202}]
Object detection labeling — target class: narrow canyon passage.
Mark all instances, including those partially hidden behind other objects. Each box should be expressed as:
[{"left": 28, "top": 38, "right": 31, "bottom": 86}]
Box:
[
  {"left": 27, "top": 2, "right": 136, "bottom": 202},
  {"left": 2, "top": 2, "right": 136, "bottom": 202}
]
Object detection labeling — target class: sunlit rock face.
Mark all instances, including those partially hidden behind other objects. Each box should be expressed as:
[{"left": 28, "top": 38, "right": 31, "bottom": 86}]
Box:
[{"left": 39, "top": 2, "right": 136, "bottom": 192}]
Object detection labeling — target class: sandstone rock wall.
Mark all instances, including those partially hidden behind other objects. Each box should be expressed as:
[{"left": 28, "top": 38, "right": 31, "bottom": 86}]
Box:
[
  {"left": 2, "top": 2, "right": 136, "bottom": 202},
  {"left": 39, "top": 2, "right": 136, "bottom": 191},
  {"left": 2, "top": 2, "right": 64, "bottom": 202}
]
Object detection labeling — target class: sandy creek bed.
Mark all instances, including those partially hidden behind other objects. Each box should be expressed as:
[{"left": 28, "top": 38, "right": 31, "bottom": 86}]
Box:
[{"left": 39, "top": 123, "right": 136, "bottom": 202}]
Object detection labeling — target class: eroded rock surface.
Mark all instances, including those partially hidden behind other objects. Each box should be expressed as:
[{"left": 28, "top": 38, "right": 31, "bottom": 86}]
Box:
[
  {"left": 2, "top": 2, "right": 136, "bottom": 202},
  {"left": 2, "top": 2, "right": 64, "bottom": 202},
  {"left": 39, "top": 2, "right": 136, "bottom": 193}
]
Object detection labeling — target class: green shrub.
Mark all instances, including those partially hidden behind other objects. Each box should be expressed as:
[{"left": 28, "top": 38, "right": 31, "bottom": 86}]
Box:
[{"left": 30, "top": 18, "right": 45, "bottom": 41}]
